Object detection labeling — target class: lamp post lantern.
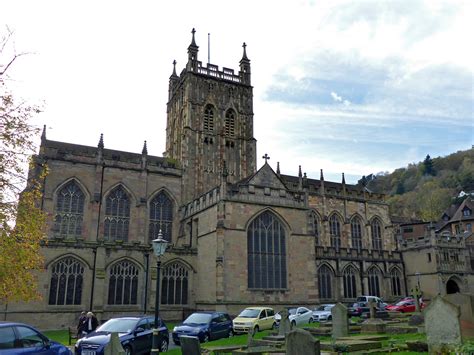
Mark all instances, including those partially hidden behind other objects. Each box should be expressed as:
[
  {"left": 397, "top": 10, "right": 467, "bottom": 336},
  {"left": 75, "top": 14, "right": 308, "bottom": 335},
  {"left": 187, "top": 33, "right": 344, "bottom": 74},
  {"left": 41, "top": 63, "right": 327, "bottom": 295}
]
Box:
[{"left": 151, "top": 230, "right": 168, "bottom": 355}]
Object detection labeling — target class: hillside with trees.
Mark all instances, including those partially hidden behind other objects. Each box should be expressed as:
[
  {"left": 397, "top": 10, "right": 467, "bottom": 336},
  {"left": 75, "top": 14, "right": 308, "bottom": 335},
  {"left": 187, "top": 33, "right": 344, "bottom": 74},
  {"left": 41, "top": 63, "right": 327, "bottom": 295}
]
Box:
[{"left": 359, "top": 148, "right": 474, "bottom": 221}]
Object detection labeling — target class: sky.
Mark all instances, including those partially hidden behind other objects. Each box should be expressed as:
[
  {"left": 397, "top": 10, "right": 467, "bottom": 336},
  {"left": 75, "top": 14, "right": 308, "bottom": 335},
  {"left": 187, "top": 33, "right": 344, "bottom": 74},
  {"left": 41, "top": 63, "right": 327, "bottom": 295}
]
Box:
[{"left": 2, "top": 0, "right": 473, "bottom": 184}]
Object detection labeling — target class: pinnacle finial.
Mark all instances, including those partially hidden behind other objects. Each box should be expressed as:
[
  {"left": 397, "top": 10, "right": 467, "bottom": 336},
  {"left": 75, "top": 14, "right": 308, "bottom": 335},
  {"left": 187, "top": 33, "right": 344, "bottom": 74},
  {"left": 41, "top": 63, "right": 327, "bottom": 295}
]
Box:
[
  {"left": 320, "top": 169, "right": 324, "bottom": 181},
  {"left": 41, "top": 124, "right": 47, "bottom": 141},
  {"left": 242, "top": 42, "right": 249, "bottom": 60},
  {"left": 276, "top": 161, "right": 280, "bottom": 175},
  {"left": 342, "top": 172, "right": 346, "bottom": 184},
  {"left": 172, "top": 60, "right": 177, "bottom": 76},
  {"left": 298, "top": 165, "right": 302, "bottom": 177},
  {"left": 98, "top": 133, "right": 104, "bottom": 149},
  {"left": 190, "top": 28, "right": 197, "bottom": 47},
  {"left": 142, "top": 140, "right": 148, "bottom": 155}
]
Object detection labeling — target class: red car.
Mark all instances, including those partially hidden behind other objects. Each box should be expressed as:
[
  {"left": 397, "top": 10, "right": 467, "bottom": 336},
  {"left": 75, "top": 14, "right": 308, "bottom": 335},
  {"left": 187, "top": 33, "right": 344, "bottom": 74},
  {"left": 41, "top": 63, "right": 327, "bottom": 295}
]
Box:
[{"left": 386, "top": 299, "right": 424, "bottom": 313}]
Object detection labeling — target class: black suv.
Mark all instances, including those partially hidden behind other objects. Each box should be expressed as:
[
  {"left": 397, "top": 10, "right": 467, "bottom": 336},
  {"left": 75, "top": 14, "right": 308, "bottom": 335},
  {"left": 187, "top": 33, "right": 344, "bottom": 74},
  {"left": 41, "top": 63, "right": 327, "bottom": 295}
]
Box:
[{"left": 74, "top": 316, "right": 168, "bottom": 354}]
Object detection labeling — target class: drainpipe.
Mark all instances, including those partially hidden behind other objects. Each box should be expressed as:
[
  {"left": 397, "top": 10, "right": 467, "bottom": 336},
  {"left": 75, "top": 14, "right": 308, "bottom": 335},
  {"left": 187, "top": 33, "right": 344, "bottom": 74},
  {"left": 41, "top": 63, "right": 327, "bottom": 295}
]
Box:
[{"left": 144, "top": 253, "right": 150, "bottom": 314}]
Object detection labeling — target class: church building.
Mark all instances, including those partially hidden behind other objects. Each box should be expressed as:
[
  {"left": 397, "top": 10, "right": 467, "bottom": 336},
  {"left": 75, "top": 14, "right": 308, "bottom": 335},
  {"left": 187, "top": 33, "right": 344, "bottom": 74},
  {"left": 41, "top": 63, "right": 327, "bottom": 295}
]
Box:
[{"left": 6, "top": 29, "right": 406, "bottom": 328}]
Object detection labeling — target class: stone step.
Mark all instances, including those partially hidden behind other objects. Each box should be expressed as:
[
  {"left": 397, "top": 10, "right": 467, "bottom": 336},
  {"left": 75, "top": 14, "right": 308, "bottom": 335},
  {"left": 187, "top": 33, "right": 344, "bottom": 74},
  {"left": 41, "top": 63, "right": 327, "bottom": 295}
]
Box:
[
  {"left": 336, "top": 335, "right": 389, "bottom": 341},
  {"left": 320, "top": 340, "right": 382, "bottom": 352}
]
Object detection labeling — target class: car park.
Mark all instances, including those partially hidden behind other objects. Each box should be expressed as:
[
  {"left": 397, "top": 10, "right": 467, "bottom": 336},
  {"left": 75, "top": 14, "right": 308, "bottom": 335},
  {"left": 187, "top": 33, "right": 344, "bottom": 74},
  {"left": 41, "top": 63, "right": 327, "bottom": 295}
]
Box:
[
  {"left": 74, "top": 316, "right": 168, "bottom": 355},
  {"left": 311, "top": 304, "right": 335, "bottom": 322},
  {"left": 232, "top": 307, "right": 276, "bottom": 334},
  {"left": 172, "top": 311, "right": 233, "bottom": 345},
  {"left": 0, "top": 321, "right": 72, "bottom": 354},
  {"left": 275, "top": 307, "right": 313, "bottom": 326}
]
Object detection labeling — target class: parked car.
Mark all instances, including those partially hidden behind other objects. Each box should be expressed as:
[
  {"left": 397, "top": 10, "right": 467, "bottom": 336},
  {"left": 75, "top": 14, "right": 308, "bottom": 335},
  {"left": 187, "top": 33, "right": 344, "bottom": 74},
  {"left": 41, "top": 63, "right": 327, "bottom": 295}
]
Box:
[
  {"left": 275, "top": 307, "right": 314, "bottom": 326},
  {"left": 74, "top": 316, "right": 168, "bottom": 355},
  {"left": 0, "top": 321, "right": 72, "bottom": 354},
  {"left": 232, "top": 307, "right": 276, "bottom": 334},
  {"left": 348, "top": 301, "right": 386, "bottom": 317},
  {"left": 386, "top": 299, "right": 425, "bottom": 313},
  {"left": 356, "top": 295, "right": 385, "bottom": 307},
  {"left": 312, "top": 304, "right": 335, "bottom": 322},
  {"left": 172, "top": 311, "right": 233, "bottom": 345}
]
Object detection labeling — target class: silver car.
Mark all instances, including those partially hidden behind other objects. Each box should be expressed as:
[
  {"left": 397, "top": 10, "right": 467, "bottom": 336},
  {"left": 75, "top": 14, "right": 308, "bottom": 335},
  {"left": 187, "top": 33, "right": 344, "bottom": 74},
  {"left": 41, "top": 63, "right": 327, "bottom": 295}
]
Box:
[{"left": 312, "top": 304, "right": 335, "bottom": 322}]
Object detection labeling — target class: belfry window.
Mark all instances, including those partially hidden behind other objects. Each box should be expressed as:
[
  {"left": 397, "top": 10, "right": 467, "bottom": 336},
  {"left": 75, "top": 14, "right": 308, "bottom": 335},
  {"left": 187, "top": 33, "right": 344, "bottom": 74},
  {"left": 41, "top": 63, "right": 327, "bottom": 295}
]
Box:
[
  {"left": 225, "top": 109, "right": 235, "bottom": 137},
  {"left": 104, "top": 186, "right": 130, "bottom": 242},
  {"left": 149, "top": 192, "right": 173, "bottom": 242},
  {"left": 368, "top": 267, "right": 381, "bottom": 297},
  {"left": 318, "top": 264, "right": 333, "bottom": 299},
  {"left": 161, "top": 262, "right": 189, "bottom": 305},
  {"left": 48, "top": 257, "right": 84, "bottom": 305},
  {"left": 371, "top": 218, "right": 383, "bottom": 250},
  {"left": 329, "top": 214, "right": 341, "bottom": 248},
  {"left": 343, "top": 266, "right": 357, "bottom": 299},
  {"left": 108, "top": 260, "right": 139, "bottom": 305},
  {"left": 203, "top": 105, "right": 214, "bottom": 133},
  {"left": 351, "top": 216, "right": 363, "bottom": 250},
  {"left": 247, "top": 211, "right": 287, "bottom": 289},
  {"left": 54, "top": 180, "right": 85, "bottom": 238}
]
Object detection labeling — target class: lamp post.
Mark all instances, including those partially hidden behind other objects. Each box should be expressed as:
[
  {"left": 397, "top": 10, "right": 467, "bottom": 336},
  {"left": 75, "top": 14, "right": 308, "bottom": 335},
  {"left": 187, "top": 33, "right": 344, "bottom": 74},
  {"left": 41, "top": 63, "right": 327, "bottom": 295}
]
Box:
[{"left": 151, "top": 230, "right": 168, "bottom": 355}]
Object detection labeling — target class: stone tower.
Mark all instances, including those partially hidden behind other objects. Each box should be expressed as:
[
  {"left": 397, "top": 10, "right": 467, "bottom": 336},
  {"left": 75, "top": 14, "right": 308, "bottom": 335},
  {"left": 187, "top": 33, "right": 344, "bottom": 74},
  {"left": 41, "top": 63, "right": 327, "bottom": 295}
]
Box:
[{"left": 165, "top": 29, "right": 257, "bottom": 202}]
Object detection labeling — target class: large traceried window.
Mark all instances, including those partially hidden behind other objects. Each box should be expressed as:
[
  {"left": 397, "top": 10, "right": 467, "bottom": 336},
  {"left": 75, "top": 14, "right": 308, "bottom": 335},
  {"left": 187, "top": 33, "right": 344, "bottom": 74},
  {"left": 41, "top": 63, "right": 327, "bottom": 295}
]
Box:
[
  {"left": 329, "top": 214, "right": 341, "bottom": 249},
  {"left": 48, "top": 257, "right": 84, "bottom": 305},
  {"left": 225, "top": 109, "right": 235, "bottom": 137},
  {"left": 54, "top": 180, "right": 85, "bottom": 238},
  {"left": 149, "top": 192, "right": 173, "bottom": 242},
  {"left": 203, "top": 105, "right": 214, "bottom": 133},
  {"left": 343, "top": 266, "right": 357, "bottom": 299},
  {"left": 310, "top": 212, "right": 321, "bottom": 245},
  {"left": 351, "top": 216, "right": 363, "bottom": 250},
  {"left": 248, "top": 211, "right": 287, "bottom": 289},
  {"left": 161, "top": 262, "right": 189, "bottom": 305},
  {"left": 108, "top": 260, "right": 139, "bottom": 305},
  {"left": 390, "top": 268, "right": 402, "bottom": 296},
  {"left": 368, "top": 267, "right": 381, "bottom": 297},
  {"left": 371, "top": 218, "right": 383, "bottom": 250},
  {"left": 318, "top": 264, "right": 333, "bottom": 299},
  {"left": 104, "top": 186, "right": 130, "bottom": 242}
]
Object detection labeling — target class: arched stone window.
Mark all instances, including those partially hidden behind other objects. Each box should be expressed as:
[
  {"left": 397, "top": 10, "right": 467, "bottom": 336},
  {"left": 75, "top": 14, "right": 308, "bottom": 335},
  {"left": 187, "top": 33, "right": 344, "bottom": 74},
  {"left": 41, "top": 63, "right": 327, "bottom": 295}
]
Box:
[
  {"left": 318, "top": 264, "right": 333, "bottom": 299},
  {"left": 329, "top": 214, "right": 341, "bottom": 249},
  {"left": 310, "top": 212, "right": 320, "bottom": 245},
  {"left": 368, "top": 267, "right": 381, "bottom": 297},
  {"left": 149, "top": 191, "right": 173, "bottom": 242},
  {"left": 343, "top": 266, "right": 357, "bottom": 299},
  {"left": 248, "top": 211, "right": 287, "bottom": 289},
  {"left": 54, "top": 180, "right": 85, "bottom": 238},
  {"left": 48, "top": 257, "right": 84, "bottom": 305},
  {"left": 161, "top": 262, "right": 189, "bottom": 305},
  {"left": 225, "top": 109, "right": 235, "bottom": 137},
  {"left": 203, "top": 105, "right": 214, "bottom": 133},
  {"left": 108, "top": 260, "right": 139, "bottom": 305},
  {"left": 104, "top": 186, "right": 130, "bottom": 242},
  {"left": 390, "top": 268, "right": 402, "bottom": 296},
  {"left": 351, "top": 216, "right": 363, "bottom": 250},
  {"left": 371, "top": 218, "right": 383, "bottom": 250}
]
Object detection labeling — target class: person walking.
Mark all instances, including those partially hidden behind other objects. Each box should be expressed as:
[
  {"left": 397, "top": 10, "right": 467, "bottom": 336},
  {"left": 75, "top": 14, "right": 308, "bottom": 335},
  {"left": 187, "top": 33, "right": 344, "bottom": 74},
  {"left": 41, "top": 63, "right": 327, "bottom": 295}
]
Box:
[
  {"left": 77, "top": 311, "right": 87, "bottom": 338},
  {"left": 81, "top": 311, "right": 99, "bottom": 336}
]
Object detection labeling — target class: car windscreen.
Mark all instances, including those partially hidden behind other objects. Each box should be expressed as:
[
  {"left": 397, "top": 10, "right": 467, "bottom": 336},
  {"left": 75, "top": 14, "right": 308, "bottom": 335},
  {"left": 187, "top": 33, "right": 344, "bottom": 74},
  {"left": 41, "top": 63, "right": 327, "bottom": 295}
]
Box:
[
  {"left": 315, "top": 306, "right": 326, "bottom": 311},
  {"left": 324, "top": 306, "right": 333, "bottom": 311},
  {"left": 184, "top": 313, "right": 212, "bottom": 324},
  {"left": 288, "top": 308, "right": 297, "bottom": 315},
  {"left": 238, "top": 309, "right": 260, "bottom": 318},
  {"left": 97, "top": 318, "right": 138, "bottom": 333}
]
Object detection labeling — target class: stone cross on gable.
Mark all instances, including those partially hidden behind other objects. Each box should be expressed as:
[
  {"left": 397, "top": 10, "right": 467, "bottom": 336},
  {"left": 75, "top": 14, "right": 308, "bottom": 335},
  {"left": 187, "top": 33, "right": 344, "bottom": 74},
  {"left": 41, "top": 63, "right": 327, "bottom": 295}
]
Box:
[
  {"left": 262, "top": 153, "right": 270, "bottom": 163},
  {"left": 411, "top": 285, "right": 422, "bottom": 312}
]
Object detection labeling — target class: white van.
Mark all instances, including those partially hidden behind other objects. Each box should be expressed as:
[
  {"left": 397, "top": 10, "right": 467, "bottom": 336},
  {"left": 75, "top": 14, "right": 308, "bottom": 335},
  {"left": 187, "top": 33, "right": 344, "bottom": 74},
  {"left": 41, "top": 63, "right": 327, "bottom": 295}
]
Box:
[{"left": 356, "top": 296, "right": 386, "bottom": 309}]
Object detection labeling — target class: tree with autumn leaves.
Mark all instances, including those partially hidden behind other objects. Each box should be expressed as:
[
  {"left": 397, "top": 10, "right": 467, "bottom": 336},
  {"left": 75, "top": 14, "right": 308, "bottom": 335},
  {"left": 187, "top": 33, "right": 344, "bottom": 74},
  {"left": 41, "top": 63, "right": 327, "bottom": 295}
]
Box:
[{"left": 0, "top": 28, "right": 47, "bottom": 302}]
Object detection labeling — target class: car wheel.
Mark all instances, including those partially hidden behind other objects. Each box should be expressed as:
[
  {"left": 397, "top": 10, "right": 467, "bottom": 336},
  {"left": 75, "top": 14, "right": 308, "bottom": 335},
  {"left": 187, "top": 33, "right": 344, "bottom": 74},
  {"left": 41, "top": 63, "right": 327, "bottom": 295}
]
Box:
[
  {"left": 123, "top": 345, "right": 132, "bottom": 355},
  {"left": 159, "top": 338, "right": 169, "bottom": 352},
  {"left": 228, "top": 329, "right": 234, "bottom": 338},
  {"left": 203, "top": 333, "right": 210, "bottom": 343},
  {"left": 291, "top": 320, "right": 296, "bottom": 328},
  {"left": 272, "top": 322, "right": 277, "bottom": 330},
  {"left": 309, "top": 317, "right": 313, "bottom": 323},
  {"left": 328, "top": 316, "right": 332, "bottom": 321},
  {"left": 252, "top": 326, "right": 259, "bottom": 335}
]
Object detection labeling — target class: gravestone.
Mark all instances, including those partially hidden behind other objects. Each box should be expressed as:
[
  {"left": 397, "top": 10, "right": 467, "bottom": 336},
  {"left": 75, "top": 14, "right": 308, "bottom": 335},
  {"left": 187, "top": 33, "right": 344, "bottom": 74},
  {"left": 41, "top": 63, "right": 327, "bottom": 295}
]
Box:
[
  {"left": 104, "top": 332, "right": 125, "bottom": 355},
  {"left": 331, "top": 302, "right": 349, "bottom": 339},
  {"left": 180, "top": 335, "right": 201, "bottom": 355},
  {"left": 410, "top": 285, "right": 422, "bottom": 313},
  {"left": 286, "top": 328, "right": 320, "bottom": 355},
  {"left": 278, "top": 308, "right": 292, "bottom": 336},
  {"left": 446, "top": 293, "right": 474, "bottom": 337},
  {"left": 425, "top": 295, "right": 462, "bottom": 353},
  {"left": 361, "top": 300, "right": 386, "bottom": 333},
  {"left": 368, "top": 299, "right": 377, "bottom": 319}
]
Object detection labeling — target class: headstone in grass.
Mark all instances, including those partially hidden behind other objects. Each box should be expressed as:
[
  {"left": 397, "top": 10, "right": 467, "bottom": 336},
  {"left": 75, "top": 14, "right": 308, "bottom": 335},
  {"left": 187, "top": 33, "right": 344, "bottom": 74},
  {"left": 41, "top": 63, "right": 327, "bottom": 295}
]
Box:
[
  {"left": 104, "top": 332, "right": 125, "bottom": 355},
  {"left": 446, "top": 293, "right": 474, "bottom": 338},
  {"left": 425, "top": 295, "right": 462, "bottom": 353},
  {"left": 180, "top": 335, "right": 201, "bottom": 355},
  {"left": 278, "top": 308, "right": 292, "bottom": 336},
  {"left": 331, "top": 303, "right": 348, "bottom": 339},
  {"left": 286, "top": 328, "right": 320, "bottom": 355}
]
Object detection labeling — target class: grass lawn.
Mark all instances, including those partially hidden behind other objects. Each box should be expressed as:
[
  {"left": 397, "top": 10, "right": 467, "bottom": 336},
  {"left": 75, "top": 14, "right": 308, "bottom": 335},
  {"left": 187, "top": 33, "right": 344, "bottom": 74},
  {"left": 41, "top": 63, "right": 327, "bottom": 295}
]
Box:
[{"left": 43, "top": 329, "right": 73, "bottom": 346}]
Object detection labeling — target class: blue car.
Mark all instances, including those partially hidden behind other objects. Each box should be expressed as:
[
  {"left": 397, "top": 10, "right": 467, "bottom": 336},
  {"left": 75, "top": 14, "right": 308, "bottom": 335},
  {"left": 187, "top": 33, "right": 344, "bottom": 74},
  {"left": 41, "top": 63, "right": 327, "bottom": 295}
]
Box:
[
  {"left": 0, "top": 321, "right": 71, "bottom": 354},
  {"left": 172, "top": 311, "right": 233, "bottom": 345},
  {"left": 74, "top": 316, "right": 168, "bottom": 355}
]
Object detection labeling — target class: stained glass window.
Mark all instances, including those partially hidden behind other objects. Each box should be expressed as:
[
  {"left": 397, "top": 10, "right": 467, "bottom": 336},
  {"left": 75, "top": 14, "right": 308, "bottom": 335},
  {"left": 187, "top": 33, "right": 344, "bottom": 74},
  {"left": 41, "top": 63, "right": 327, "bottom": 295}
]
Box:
[
  {"left": 161, "top": 262, "right": 189, "bottom": 305},
  {"left": 248, "top": 211, "right": 287, "bottom": 289},
  {"left": 351, "top": 216, "right": 363, "bottom": 250},
  {"left": 390, "top": 268, "right": 402, "bottom": 296},
  {"left": 48, "top": 257, "right": 84, "bottom": 305},
  {"left": 343, "top": 266, "right": 357, "bottom": 298},
  {"left": 368, "top": 267, "right": 381, "bottom": 297},
  {"left": 108, "top": 260, "right": 139, "bottom": 305},
  {"left": 104, "top": 186, "right": 130, "bottom": 242},
  {"left": 329, "top": 214, "right": 341, "bottom": 249},
  {"left": 54, "top": 180, "right": 85, "bottom": 238},
  {"left": 149, "top": 192, "right": 173, "bottom": 242},
  {"left": 310, "top": 212, "right": 320, "bottom": 245},
  {"left": 318, "top": 264, "right": 333, "bottom": 299},
  {"left": 371, "top": 218, "right": 383, "bottom": 250}
]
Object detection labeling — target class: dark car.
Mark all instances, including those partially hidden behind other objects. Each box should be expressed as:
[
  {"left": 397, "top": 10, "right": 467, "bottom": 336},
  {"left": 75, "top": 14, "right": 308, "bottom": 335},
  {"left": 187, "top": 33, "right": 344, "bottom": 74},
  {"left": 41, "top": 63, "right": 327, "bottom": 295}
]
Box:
[
  {"left": 0, "top": 321, "right": 72, "bottom": 354},
  {"left": 348, "top": 302, "right": 386, "bottom": 317},
  {"left": 74, "top": 316, "right": 168, "bottom": 355},
  {"left": 172, "top": 311, "right": 233, "bottom": 345}
]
